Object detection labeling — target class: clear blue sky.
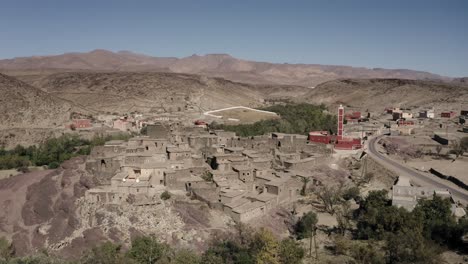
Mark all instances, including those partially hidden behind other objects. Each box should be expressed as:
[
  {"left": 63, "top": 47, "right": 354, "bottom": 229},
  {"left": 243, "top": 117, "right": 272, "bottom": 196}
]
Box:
[{"left": 1, "top": 0, "right": 467, "bottom": 76}]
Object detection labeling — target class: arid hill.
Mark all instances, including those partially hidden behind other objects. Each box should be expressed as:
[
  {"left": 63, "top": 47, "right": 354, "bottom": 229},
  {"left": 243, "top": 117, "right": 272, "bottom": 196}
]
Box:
[
  {"left": 17, "top": 71, "right": 309, "bottom": 114},
  {"left": 0, "top": 157, "right": 235, "bottom": 259},
  {"left": 0, "top": 73, "right": 72, "bottom": 129},
  {"left": 0, "top": 50, "right": 451, "bottom": 87},
  {"left": 301, "top": 78, "right": 468, "bottom": 111}
]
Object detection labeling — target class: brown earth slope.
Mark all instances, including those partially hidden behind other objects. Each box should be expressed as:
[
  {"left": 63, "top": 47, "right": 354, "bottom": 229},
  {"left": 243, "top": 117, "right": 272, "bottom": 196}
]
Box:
[
  {"left": 18, "top": 71, "right": 309, "bottom": 114},
  {"left": 0, "top": 50, "right": 450, "bottom": 87},
  {"left": 0, "top": 157, "right": 233, "bottom": 259},
  {"left": 0, "top": 73, "right": 72, "bottom": 129},
  {"left": 301, "top": 78, "right": 468, "bottom": 111}
]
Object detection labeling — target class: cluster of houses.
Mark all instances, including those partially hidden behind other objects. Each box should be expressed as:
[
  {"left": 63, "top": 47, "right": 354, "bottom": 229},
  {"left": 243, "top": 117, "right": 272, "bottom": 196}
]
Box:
[
  {"left": 84, "top": 122, "right": 331, "bottom": 222},
  {"left": 384, "top": 107, "right": 468, "bottom": 136},
  {"left": 65, "top": 112, "right": 183, "bottom": 133}
]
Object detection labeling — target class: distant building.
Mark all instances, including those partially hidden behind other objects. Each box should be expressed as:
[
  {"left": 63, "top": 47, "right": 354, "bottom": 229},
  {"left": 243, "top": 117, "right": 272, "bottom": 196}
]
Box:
[
  {"left": 387, "top": 107, "right": 401, "bottom": 114},
  {"left": 392, "top": 112, "right": 402, "bottom": 121},
  {"left": 194, "top": 120, "right": 208, "bottom": 128},
  {"left": 309, "top": 105, "right": 362, "bottom": 150},
  {"left": 401, "top": 112, "right": 413, "bottom": 119},
  {"left": 441, "top": 111, "right": 456, "bottom": 118},
  {"left": 68, "top": 119, "right": 92, "bottom": 129},
  {"left": 345, "top": 111, "right": 361, "bottom": 122},
  {"left": 392, "top": 176, "right": 453, "bottom": 211},
  {"left": 308, "top": 131, "right": 332, "bottom": 144},
  {"left": 397, "top": 120, "right": 415, "bottom": 126},
  {"left": 392, "top": 176, "right": 464, "bottom": 217},
  {"left": 113, "top": 119, "right": 131, "bottom": 131},
  {"left": 419, "top": 109, "right": 435, "bottom": 119}
]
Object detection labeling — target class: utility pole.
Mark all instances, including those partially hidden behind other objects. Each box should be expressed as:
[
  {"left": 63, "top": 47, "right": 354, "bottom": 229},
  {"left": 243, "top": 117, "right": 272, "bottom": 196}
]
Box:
[
  {"left": 314, "top": 226, "right": 319, "bottom": 261},
  {"left": 309, "top": 228, "right": 312, "bottom": 257}
]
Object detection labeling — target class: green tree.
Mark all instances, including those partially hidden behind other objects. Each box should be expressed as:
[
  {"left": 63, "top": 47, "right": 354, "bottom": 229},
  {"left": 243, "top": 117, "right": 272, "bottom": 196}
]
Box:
[
  {"left": 160, "top": 191, "right": 171, "bottom": 201},
  {"left": 386, "top": 229, "right": 442, "bottom": 264},
  {"left": 348, "top": 242, "right": 385, "bottom": 264},
  {"left": 126, "top": 236, "right": 170, "bottom": 264},
  {"left": 342, "top": 186, "right": 360, "bottom": 201},
  {"left": 278, "top": 239, "right": 304, "bottom": 264},
  {"left": 295, "top": 211, "right": 318, "bottom": 239},
  {"left": 202, "top": 240, "right": 253, "bottom": 264},
  {"left": 315, "top": 184, "right": 343, "bottom": 214},
  {"left": 0, "top": 237, "right": 14, "bottom": 261},
  {"left": 451, "top": 140, "right": 465, "bottom": 159},
  {"left": 171, "top": 249, "right": 200, "bottom": 264},
  {"left": 212, "top": 103, "right": 337, "bottom": 137},
  {"left": 460, "top": 137, "right": 468, "bottom": 152},
  {"left": 413, "top": 195, "right": 459, "bottom": 247},
  {"left": 251, "top": 228, "right": 279, "bottom": 264},
  {"left": 201, "top": 171, "right": 214, "bottom": 182},
  {"left": 81, "top": 242, "right": 126, "bottom": 264},
  {"left": 48, "top": 161, "right": 60, "bottom": 169},
  {"left": 300, "top": 177, "right": 310, "bottom": 196}
]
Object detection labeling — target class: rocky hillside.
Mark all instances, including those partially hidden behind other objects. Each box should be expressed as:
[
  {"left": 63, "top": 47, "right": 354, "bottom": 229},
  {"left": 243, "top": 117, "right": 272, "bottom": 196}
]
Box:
[
  {"left": 301, "top": 78, "right": 468, "bottom": 111},
  {"left": 0, "top": 157, "right": 233, "bottom": 258},
  {"left": 0, "top": 73, "right": 72, "bottom": 129},
  {"left": 18, "top": 71, "right": 309, "bottom": 114},
  {"left": 0, "top": 50, "right": 451, "bottom": 87}
]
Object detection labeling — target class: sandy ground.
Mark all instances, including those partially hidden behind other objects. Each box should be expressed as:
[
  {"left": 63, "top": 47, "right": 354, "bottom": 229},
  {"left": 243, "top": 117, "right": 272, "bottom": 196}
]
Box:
[
  {"left": 407, "top": 156, "right": 468, "bottom": 184},
  {"left": 207, "top": 107, "right": 279, "bottom": 124},
  {"left": 0, "top": 166, "right": 46, "bottom": 180},
  {"left": 0, "top": 169, "right": 20, "bottom": 180}
]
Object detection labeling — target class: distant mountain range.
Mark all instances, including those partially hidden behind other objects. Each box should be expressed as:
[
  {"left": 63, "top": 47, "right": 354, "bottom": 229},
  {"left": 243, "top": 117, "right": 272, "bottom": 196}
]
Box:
[{"left": 0, "top": 49, "right": 455, "bottom": 86}]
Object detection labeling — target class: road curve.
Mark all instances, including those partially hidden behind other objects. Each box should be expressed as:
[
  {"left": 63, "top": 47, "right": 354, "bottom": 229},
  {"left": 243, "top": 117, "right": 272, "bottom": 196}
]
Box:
[{"left": 367, "top": 135, "right": 468, "bottom": 204}]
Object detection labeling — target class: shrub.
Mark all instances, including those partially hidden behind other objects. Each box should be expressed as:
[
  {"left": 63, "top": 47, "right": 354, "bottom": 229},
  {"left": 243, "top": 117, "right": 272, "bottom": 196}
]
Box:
[
  {"left": 201, "top": 171, "right": 214, "bottom": 182},
  {"left": 342, "top": 186, "right": 360, "bottom": 201},
  {"left": 160, "top": 191, "right": 171, "bottom": 200},
  {"left": 126, "top": 236, "right": 170, "bottom": 263},
  {"left": 48, "top": 161, "right": 60, "bottom": 169}
]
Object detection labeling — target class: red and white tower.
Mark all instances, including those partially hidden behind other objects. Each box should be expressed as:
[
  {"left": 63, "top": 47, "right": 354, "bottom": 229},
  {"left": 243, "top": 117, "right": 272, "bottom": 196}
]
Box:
[{"left": 337, "top": 104, "right": 344, "bottom": 140}]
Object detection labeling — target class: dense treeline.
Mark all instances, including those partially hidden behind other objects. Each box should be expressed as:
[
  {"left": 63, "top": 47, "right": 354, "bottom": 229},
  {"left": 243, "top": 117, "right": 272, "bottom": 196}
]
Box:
[
  {"left": 0, "top": 227, "right": 305, "bottom": 264},
  {"left": 352, "top": 190, "right": 468, "bottom": 263},
  {"left": 0, "top": 133, "right": 131, "bottom": 170},
  {"left": 211, "top": 103, "right": 337, "bottom": 137}
]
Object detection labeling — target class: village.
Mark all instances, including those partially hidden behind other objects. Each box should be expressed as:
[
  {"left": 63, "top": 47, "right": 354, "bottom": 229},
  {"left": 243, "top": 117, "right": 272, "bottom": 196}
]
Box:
[{"left": 80, "top": 103, "right": 468, "bottom": 223}]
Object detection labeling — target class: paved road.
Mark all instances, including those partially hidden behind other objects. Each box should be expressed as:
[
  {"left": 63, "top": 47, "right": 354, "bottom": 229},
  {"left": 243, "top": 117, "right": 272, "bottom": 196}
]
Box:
[{"left": 367, "top": 135, "right": 468, "bottom": 204}]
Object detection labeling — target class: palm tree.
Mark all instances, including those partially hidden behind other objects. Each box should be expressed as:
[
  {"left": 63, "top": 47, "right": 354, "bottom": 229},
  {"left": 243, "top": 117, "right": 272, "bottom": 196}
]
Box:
[{"left": 300, "top": 177, "right": 311, "bottom": 196}]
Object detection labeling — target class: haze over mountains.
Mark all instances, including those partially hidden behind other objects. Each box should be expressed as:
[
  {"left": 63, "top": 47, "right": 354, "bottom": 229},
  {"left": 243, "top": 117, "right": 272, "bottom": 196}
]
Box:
[{"left": 0, "top": 49, "right": 453, "bottom": 87}]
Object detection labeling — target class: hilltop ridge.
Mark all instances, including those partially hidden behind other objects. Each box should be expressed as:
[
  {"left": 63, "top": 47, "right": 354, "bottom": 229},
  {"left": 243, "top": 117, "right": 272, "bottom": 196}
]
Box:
[{"left": 0, "top": 49, "right": 451, "bottom": 87}]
